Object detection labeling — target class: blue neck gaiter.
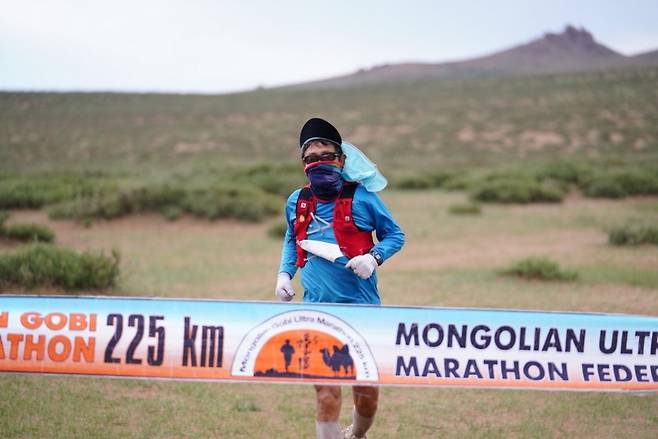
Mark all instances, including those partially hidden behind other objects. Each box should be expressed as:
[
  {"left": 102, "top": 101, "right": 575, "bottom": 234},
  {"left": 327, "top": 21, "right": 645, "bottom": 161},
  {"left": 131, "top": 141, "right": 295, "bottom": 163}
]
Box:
[{"left": 305, "top": 163, "right": 344, "bottom": 200}]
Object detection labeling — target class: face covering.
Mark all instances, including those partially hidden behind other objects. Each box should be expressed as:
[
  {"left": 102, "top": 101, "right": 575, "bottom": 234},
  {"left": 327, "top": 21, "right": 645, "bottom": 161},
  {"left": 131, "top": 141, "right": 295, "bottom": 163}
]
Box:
[{"left": 305, "top": 162, "right": 344, "bottom": 200}]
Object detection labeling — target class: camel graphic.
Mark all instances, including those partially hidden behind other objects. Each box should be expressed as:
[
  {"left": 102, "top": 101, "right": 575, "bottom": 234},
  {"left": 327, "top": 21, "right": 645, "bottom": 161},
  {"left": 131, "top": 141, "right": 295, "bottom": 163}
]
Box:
[{"left": 320, "top": 344, "right": 354, "bottom": 376}]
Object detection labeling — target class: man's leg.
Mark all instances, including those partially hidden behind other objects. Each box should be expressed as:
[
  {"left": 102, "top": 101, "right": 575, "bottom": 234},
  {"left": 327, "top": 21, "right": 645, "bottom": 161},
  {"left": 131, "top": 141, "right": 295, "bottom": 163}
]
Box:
[
  {"left": 348, "top": 386, "right": 379, "bottom": 438},
  {"left": 315, "top": 385, "right": 342, "bottom": 439}
]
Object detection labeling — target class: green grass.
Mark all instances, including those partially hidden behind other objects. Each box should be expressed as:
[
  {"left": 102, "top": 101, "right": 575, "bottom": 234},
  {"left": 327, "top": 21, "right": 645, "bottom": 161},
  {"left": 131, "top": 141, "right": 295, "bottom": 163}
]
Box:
[
  {"left": 632, "top": 201, "right": 658, "bottom": 214},
  {"left": 1, "top": 190, "right": 658, "bottom": 437},
  {"left": 2, "top": 67, "right": 658, "bottom": 172},
  {"left": 578, "top": 265, "right": 658, "bottom": 289},
  {"left": 1, "top": 377, "right": 657, "bottom": 438},
  {"left": 2, "top": 66, "right": 657, "bottom": 210}
]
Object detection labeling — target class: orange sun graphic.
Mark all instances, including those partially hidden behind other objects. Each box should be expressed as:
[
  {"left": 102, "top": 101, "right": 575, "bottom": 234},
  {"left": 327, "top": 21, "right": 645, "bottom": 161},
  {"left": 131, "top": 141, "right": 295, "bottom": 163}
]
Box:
[{"left": 254, "top": 330, "right": 356, "bottom": 379}]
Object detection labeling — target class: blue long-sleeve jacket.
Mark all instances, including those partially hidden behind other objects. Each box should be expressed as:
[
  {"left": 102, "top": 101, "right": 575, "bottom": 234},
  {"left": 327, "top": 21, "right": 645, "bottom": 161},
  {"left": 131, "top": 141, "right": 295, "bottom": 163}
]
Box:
[{"left": 278, "top": 184, "right": 405, "bottom": 304}]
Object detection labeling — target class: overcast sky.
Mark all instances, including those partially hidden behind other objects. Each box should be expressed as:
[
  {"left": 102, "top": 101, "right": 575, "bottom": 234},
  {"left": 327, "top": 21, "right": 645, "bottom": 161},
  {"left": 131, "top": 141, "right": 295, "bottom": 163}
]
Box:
[{"left": 2, "top": 0, "right": 658, "bottom": 94}]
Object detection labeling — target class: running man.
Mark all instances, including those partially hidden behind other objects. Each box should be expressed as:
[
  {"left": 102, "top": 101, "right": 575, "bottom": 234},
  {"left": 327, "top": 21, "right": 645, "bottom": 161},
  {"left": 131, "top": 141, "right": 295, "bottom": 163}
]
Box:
[
  {"left": 280, "top": 339, "right": 295, "bottom": 373},
  {"left": 275, "top": 118, "right": 405, "bottom": 439}
]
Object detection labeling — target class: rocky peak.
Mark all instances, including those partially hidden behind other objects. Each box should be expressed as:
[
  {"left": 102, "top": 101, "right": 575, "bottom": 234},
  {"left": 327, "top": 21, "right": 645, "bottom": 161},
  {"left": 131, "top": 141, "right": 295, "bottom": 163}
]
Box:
[{"left": 544, "top": 25, "right": 595, "bottom": 46}]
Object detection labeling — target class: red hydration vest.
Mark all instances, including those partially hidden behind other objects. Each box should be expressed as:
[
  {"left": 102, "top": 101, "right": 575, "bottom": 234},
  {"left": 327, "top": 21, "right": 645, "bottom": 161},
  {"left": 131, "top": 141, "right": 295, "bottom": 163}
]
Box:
[{"left": 294, "top": 182, "right": 375, "bottom": 267}]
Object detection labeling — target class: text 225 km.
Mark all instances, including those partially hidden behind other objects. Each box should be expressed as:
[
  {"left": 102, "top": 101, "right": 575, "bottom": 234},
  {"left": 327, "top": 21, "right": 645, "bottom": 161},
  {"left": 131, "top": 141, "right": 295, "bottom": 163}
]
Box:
[{"left": 104, "top": 314, "right": 165, "bottom": 366}]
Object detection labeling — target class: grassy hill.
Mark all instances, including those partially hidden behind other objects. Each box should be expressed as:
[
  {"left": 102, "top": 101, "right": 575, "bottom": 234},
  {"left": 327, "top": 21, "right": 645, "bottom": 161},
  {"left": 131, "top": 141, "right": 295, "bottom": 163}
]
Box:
[{"left": 2, "top": 66, "right": 657, "bottom": 174}]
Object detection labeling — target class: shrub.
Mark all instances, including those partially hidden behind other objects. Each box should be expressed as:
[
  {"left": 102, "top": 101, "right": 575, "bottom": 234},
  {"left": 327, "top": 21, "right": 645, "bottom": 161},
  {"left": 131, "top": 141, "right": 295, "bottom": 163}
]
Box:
[
  {"left": 611, "top": 170, "right": 658, "bottom": 195},
  {"left": 4, "top": 223, "right": 55, "bottom": 243},
  {"left": 0, "top": 243, "right": 120, "bottom": 290},
  {"left": 47, "top": 202, "right": 78, "bottom": 221},
  {"left": 392, "top": 170, "right": 460, "bottom": 190},
  {"left": 48, "top": 184, "right": 280, "bottom": 223},
  {"left": 425, "top": 170, "right": 459, "bottom": 187},
  {"left": 162, "top": 205, "right": 183, "bottom": 221},
  {"left": 534, "top": 161, "right": 594, "bottom": 185},
  {"left": 501, "top": 257, "right": 578, "bottom": 281},
  {"left": 182, "top": 185, "right": 280, "bottom": 222},
  {"left": 233, "top": 400, "right": 261, "bottom": 412},
  {"left": 0, "top": 211, "right": 8, "bottom": 231},
  {"left": 0, "top": 174, "right": 119, "bottom": 209},
  {"left": 442, "top": 175, "right": 476, "bottom": 191},
  {"left": 582, "top": 169, "right": 658, "bottom": 199},
  {"left": 267, "top": 221, "right": 288, "bottom": 239},
  {"left": 237, "top": 163, "right": 306, "bottom": 197},
  {"left": 393, "top": 174, "right": 434, "bottom": 189},
  {"left": 139, "top": 185, "right": 187, "bottom": 210},
  {"left": 583, "top": 178, "right": 627, "bottom": 198},
  {"left": 608, "top": 222, "right": 658, "bottom": 246},
  {"left": 483, "top": 169, "right": 534, "bottom": 182},
  {"left": 48, "top": 194, "right": 126, "bottom": 221},
  {"left": 448, "top": 202, "right": 482, "bottom": 215},
  {"left": 0, "top": 178, "right": 70, "bottom": 209},
  {"left": 471, "top": 178, "right": 565, "bottom": 204}
]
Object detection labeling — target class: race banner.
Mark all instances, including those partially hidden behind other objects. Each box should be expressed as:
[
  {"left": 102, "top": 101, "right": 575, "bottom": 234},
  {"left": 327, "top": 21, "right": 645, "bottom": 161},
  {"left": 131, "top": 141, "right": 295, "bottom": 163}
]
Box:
[{"left": 1, "top": 295, "right": 657, "bottom": 391}]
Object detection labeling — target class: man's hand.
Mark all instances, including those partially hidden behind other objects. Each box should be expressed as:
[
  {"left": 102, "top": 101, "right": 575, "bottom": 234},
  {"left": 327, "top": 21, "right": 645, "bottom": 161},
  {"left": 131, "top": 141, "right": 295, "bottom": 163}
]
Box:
[
  {"left": 345, "top": 254, "right": 378, "bottom": 280},
  {"left": 275, "top": 272, "right": 295, "bottom": 301}
]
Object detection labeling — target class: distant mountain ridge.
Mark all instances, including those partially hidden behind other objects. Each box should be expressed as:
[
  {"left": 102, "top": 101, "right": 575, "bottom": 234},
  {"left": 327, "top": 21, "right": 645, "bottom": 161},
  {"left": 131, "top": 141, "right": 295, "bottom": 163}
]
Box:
[{"left": 288, "top": 25, "right": 658, "bottom": 89}]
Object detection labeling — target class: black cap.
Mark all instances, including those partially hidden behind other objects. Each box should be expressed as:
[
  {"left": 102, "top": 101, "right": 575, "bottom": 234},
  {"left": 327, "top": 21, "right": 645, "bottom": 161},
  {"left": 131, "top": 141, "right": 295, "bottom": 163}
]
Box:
[{"left": 299, "top": 118, "right": 342, "bottom": 152}]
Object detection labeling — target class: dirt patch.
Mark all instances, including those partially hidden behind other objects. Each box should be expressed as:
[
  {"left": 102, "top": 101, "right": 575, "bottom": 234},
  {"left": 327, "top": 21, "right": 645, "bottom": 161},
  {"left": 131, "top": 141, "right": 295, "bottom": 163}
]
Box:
[
  {"left": 348, "top": 124, "right": 391, "bottom": 145},
  {"left": 480, "top": 123, "right": 514, "bottom": 143},
  {"left": 392, "top": 124, "right": 415, "bottom": 136},
  {"left": 518, "top": 130, "right": 564, "bottom": 150},
  {"left": 457, "top": 126, "right": 476, "bottom": 143},
  {"left": 174, "top": 141, "right": 217, "bottom": 154}
]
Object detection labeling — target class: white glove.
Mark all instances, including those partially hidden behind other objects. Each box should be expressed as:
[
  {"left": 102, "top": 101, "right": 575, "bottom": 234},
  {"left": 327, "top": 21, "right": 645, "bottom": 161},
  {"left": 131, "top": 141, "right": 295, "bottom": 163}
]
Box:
[
  {"left": 345, "top": 254, "right": 378, "bottom": 280},
  {"left": 275, "top": 272, "right": 295, "bottom": 301}
]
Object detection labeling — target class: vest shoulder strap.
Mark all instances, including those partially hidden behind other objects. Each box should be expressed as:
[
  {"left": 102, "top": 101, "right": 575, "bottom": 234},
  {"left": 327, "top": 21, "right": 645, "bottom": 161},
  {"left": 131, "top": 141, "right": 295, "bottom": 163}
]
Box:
[
  {"left": 339, "top": 182, "right": 358, "bottom": 199},
  {"left": 299, "top": 186, "right": 313, "bottom": 200}
]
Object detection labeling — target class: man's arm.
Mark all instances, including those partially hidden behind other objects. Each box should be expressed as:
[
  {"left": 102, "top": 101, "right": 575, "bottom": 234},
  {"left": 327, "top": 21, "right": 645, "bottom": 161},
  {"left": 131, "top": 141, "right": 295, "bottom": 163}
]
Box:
[
  {"left": 275, "top": 190, "right": 301, "bottom": 301},
  {"left": 278, "top": 190, "right": 301, "bottom": 278},
  {"left": 352, "top": 186, "right": 405, "bottom": 264}
]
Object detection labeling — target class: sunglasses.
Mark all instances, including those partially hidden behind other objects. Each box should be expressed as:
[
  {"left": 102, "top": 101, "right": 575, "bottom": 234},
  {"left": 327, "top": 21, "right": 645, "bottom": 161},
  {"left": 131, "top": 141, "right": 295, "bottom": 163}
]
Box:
[{"left": 302, "top": 152, "right": 341, "bottom": 165}]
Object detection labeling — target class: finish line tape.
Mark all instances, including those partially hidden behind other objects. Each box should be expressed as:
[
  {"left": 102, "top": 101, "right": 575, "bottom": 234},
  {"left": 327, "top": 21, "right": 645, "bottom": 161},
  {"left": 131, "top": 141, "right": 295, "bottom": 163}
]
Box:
[{"left": 1, "top": 295, "right": 657, "bottom": 391}]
